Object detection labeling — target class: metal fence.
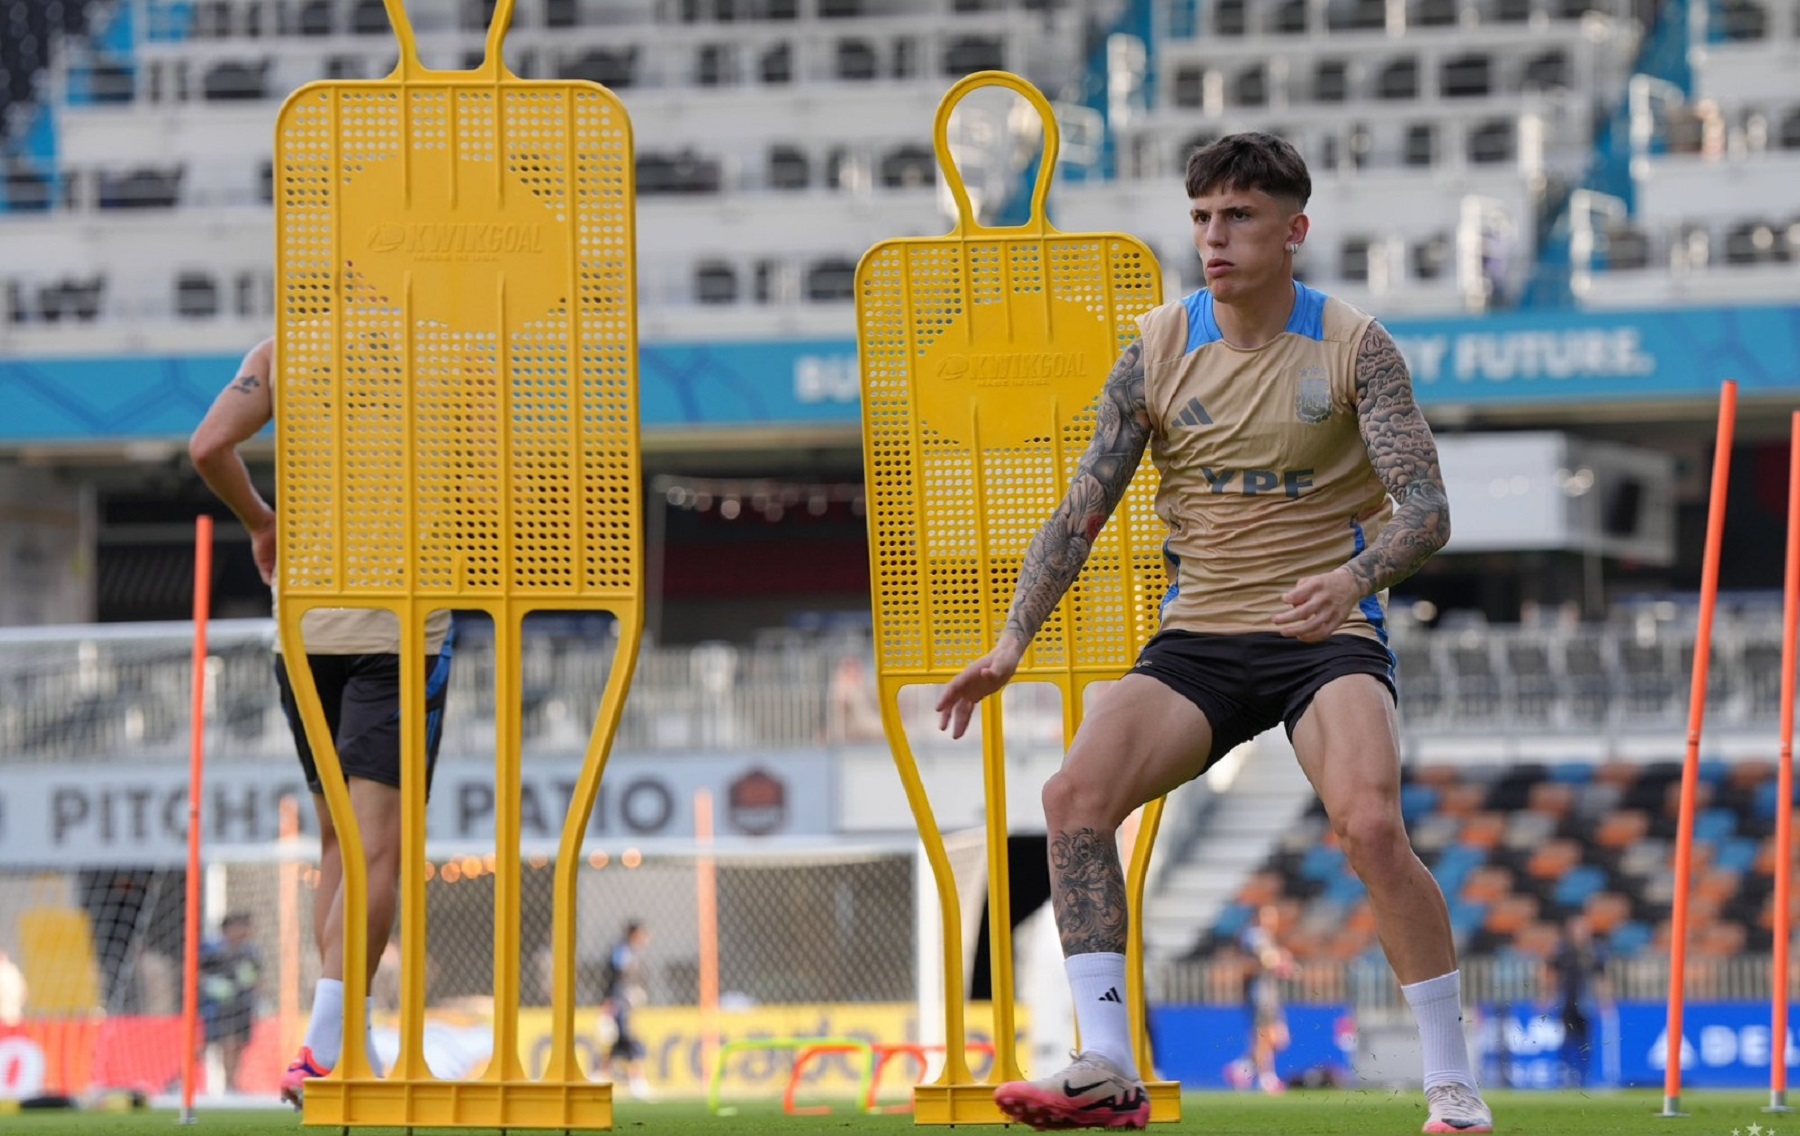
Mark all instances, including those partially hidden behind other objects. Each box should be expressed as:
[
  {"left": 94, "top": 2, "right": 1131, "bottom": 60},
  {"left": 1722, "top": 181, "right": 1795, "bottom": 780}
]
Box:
[{"left": 3, "top": 610, "right": 1792, "bottom": 763}]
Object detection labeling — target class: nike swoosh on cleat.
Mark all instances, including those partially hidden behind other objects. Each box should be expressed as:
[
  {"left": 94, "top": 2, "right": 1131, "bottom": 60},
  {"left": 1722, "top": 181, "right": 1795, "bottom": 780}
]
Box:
[{"left": 1064, "top": 1079, "right": 1109, "bottom": 1096}]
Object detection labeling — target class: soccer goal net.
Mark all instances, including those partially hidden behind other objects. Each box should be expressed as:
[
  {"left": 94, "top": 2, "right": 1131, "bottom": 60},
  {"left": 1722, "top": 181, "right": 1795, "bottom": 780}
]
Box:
[{"left": 0, "top": 621, "right": 926, "bottom": 1105}]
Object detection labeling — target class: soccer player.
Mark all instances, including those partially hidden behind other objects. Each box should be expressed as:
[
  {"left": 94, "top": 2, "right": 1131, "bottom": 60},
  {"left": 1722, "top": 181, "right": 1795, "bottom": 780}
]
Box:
[
  {"left": 198, "top": 911, "right": 263, "bottom": 1090},
  {"left": 1546, "top": 912, "right": 1611, "bottom": 1088},
  {"left": 598, "top": 919, "right": 653, "bottom": 1099},
  {"left": 935, "top": 133, "right": 1491, "bottom": 1133},
  {"left": 188, "top": 337, "right": 453, "bottom": 1107},
  {"left": 1238, "top": 903, "right": 1295, "bottom": 1095}
]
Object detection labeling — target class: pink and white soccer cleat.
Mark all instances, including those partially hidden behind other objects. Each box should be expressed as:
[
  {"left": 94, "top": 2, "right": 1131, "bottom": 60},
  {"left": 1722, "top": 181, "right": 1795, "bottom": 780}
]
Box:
[{"left": 993, "top": 1050, "right": 1150, "bottom": 1130}]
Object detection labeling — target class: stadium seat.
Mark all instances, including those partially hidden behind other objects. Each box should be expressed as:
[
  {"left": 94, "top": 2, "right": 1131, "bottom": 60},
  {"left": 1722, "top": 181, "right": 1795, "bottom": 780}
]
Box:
[
  {"left": 1695, "top": 808, "right": 1739, "bottom": 844},
  {"left": 1552, "top": 865, "right": 1607, "bottom": 908},
  {"left": 1214, "top": 0, "right": 1247, "bottom": 35},
  {"left": 1401, "top": 783, "right": 1439, "bottom": 824},
  {"left": 1213, "top": 903, "right": 1253, "bottom": 941},
  {"left": 1549, "top": 760, "right": 1595, "bottom": 785},
  {"left": 1608, "top": 920, "right": 1652, "bottom": 955},
  {"left": 1377, "top": 56, "right": 1421, "bottom": 100},
  {"left": 759, "top": 42, "right": 792, "bottom": 83},
  {"left": 695, "top": 261, "right": 738, "bottom": 305},
  {"left": 1440, "top": 53, "right": 1493, "bottom": 98}
]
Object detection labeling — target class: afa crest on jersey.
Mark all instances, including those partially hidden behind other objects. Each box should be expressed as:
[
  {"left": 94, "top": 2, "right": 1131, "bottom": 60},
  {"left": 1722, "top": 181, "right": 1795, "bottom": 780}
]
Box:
[{"left": 1295, "top": 366, "right": 1332, "bottom": 424}]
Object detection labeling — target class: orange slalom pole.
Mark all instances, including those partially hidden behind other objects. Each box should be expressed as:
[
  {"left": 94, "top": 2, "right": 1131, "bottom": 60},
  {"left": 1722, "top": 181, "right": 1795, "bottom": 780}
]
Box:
[
  {"left": 1772, "top": 410, "right": 1800, "bottom": 1114},
  {"left": 695, "top": 789, "right": 721, "bottom": 1085},
  {"left": 180, "top": 514, "right": 214, "bottom": 1121},
  {"left": 1663, "top": 380, "right": 1736, "bottom": 1117}
]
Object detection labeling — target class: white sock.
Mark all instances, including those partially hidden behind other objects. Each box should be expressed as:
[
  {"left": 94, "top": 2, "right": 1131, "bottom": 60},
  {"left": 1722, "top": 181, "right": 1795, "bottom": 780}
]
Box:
[
  {"left": 1066, "top": 952, "right": 1138, "bottom": 1078},
  {"left": 1402, "top": 969, "right": 1476, "bottom": 1091},
  {"left": 365, "top": 1019, "right": 384, "bottom": 1078},
  {"left": 304, "top": 978, "right": 346, "bottom": 1070}
]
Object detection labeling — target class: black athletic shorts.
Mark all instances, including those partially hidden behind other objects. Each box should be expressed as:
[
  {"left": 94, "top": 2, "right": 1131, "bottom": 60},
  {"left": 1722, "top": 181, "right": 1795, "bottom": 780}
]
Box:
[
  {"left": 275, "top": 652, "right": 452, "bottom": 794},
  {"left": 1129, "top": 631, "right": 1396, "bottom": 769}
]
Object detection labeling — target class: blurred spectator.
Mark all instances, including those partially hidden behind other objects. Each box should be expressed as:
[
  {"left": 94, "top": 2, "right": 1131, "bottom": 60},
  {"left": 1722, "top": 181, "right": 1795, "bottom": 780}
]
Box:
[
  {"left": 0, "top": 949, "right": 26, "bottom": 1025},
  {"left": 1239, "top": 904, "right": 1295, "bottom": 1095},
  {"left": 599, "top": 920, "right": 653, "bottom": 1099},
  {"left": 1544, "top": 913, "right": 1611, "bottom": 1088},
  {"left": 199, "top": 912, "right": 263, "bottom": 1089},
  {"left": 823, "top": 655, "right": 885, "bottom": 743}
]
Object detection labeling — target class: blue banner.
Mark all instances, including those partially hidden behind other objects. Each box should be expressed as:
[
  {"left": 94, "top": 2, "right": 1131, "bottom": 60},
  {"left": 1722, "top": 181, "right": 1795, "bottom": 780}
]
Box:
[
  {"left": 1609, "top": 1001, "right": 1800, "bottom": 1089},
  {"left": 1483, "top": 1001, "right": 1800, "bottom": 1090},
  {"left": 2, "top": 303, "right": 1796, "bottom": 444},
  {"left": 1387, "top": 304, "right": 1800, "bottom": 405},
  {"left": 1146, "top": 1005, "right": 1357, "bottom": 1089},
  {"left": 0, "top": 340, "right": 863, "bottom": 444}
]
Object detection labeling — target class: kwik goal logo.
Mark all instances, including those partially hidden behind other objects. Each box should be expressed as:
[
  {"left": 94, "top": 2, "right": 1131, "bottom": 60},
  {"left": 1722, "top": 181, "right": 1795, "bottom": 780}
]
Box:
[
  {"left": 368, "top": 221, "right": 546, "bottom": 255},
  {"left": 937, "top": 351, "right": 1089, "bottom": 386}
]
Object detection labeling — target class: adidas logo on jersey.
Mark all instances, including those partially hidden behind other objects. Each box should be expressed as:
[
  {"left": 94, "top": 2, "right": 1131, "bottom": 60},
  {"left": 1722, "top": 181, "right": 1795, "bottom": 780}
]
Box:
[{"left": 1173, "top": 397, "right": 1212, "bottom": 427}]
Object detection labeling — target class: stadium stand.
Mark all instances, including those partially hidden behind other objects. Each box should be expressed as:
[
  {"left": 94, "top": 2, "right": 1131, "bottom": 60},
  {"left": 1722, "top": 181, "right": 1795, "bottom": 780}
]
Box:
[
  {"left": 6, "top": 0, "right": 1796, "bottom": 352},
  {"left": 1182, "top": 748, "right": 1800, "bottom": 967}
]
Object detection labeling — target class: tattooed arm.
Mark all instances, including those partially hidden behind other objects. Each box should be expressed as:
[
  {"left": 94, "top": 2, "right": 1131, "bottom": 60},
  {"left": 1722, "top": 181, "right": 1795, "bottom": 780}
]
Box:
[
  {"left": 936, "top": 340, "right": 1152, "bottom": 737},
  {"left": 189, "top": 337, "right": 279, "bottom": 582},
  {"left": 1274, "top": 320, "right": 1450, "bottom": 641}
]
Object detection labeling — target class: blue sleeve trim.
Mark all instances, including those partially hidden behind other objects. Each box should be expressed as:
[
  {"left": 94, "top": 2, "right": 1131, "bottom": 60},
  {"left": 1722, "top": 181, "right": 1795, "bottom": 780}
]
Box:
[
  {"left": 1284, "top": 282, "right": 1328, "bottom": 341},
  {"left": 1183, "top": 290, "right": 1223, "bottom": 354}
]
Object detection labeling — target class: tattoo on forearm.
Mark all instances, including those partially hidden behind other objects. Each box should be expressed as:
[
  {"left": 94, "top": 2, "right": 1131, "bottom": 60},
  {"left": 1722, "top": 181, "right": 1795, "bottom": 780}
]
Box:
[
  {"left": 1051, "top": 828, "right": 1129, "bottom": 956},
  {"left": 231, "top": 373, "right": 261, "bottom": 393},
  {"left": 1346, "top": 322, "right": 1451, "bottom": 596},
  {"left": 1001, "top": 340, "right": 1151, "bottom": 645}
]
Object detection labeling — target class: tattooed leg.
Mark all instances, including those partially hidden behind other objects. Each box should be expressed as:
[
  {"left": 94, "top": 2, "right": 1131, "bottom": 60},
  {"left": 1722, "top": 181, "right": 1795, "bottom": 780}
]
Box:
[{"left": 1051, "top": 827, "right": 1129, "bottom": 956}]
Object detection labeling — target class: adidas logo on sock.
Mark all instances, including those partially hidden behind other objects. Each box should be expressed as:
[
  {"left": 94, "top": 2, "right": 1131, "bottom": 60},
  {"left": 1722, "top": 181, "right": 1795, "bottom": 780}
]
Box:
[{"left": 1098, "top": 986, "right": 1123, "bottom": 1003}]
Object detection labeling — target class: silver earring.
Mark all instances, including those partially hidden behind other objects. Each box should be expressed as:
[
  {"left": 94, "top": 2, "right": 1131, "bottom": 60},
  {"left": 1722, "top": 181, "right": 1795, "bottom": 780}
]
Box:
[{"left": 1285, "top": 242, "right": 1301, "bottom": 254}]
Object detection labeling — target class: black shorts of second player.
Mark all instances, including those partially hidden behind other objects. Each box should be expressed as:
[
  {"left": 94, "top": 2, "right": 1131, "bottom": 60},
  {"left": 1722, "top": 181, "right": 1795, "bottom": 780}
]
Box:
[
  {"left": 1130, "top": 631, "right": 1396, "bottom": 771},
  {"left": 275, "top": 652, "right": 452, "bottom": 795},
  {"left": 609, "top": 1008, "right": 645, "bottom": 1061},
  {"left": 203, "top": 1005, "right": 255, "bottom": 1045}
]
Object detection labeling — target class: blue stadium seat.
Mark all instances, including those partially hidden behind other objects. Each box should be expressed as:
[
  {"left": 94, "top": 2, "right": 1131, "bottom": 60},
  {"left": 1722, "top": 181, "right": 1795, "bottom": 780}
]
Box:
[
  {"left": 1552, "top": 865, "right": 1607, "bottom": 908},
  {"left": 1549, "top": 761, "right": 1595, "bottom": 784},
  {"left": 1694, "top": 808, "right": 1738, "bottom": 843},
  {"left": 1431, "top": 845, "right": 1487, "bottom": 895},
  {"left": 1714, "top": 837, "right": 1759, "bottom": 875},
  {"left": 1755, "top": 780, "right": 1785, "bottom": 819},
  {"left": 1325, "top": 875, "right": 1368, "bottom": 905},
  {"left": 1301, "top": 844, "right": 1348, "bottom": 882},
  {"left": 1401, "top": 784, "right": 1439, "bottom": 825},
  {"left": 1607, "top": 921, "right": 1652, "bottom": 956},
  {"left": 1448, "top": 898, "right": 1489, "bottom": 937},
  {"left": 1213, "top": 903, "right": 1252, "bottom": 940}
]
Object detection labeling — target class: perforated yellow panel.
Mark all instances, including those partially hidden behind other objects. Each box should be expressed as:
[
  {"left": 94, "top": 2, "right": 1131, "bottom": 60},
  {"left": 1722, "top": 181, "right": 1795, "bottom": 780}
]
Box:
[
  {"left": 277, "top": 86, "right": 635, "bottom": 603},
  {"left": 272, "top": 1, "right": 638, "bottom": 1129},
  {"left": 858, "top": 72, "right": 1178, "bottom": 1126},
  {"left": 859, "top": 116, "right": 1163, "bottom": 687}
]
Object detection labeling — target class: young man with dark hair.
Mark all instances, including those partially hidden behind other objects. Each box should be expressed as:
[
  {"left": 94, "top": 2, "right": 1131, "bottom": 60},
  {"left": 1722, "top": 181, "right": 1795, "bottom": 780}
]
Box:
[
  {"left": 936, "top": 133, "right": 1491, "bottom": 1132},
  {"left": 189, "top": 338, "right": 454, "bottom": 1107}
]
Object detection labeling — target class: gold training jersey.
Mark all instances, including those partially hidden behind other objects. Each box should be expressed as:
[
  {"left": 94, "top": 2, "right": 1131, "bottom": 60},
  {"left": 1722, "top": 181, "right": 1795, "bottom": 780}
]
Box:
[
  {"left": 1136, "top": 282, "right": 1393, "bottom": 643},
  {"left": 270, "top": 603, "right": 451, "bottom": 657}
]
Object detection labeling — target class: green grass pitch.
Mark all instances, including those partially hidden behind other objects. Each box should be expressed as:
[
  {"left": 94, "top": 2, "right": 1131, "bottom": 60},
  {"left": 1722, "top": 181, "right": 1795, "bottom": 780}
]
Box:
[{"left": 0, "top": 1091, "right": 1777, "bottom": 1134}]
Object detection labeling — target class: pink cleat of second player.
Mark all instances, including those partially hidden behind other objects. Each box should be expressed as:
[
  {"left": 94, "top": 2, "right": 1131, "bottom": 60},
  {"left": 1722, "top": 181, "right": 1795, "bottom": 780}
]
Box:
[
  {"left": 993, "top": 1050, "right": 1151, "bottom": 1131},
  {"left": 278, "top": 1046, "right": 330, "bottom": 1111}
]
